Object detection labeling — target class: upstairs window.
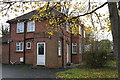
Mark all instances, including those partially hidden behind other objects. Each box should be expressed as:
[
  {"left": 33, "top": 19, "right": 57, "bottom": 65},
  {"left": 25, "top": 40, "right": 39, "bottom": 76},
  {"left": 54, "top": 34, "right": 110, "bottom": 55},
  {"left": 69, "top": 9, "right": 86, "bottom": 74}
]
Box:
[
  {"left": 27, "top": 21, "right": 35, "bottom": 32},
  {"left": 72, "top": 43, "right": 77, "bottom": 54},
  {"left": 16, "top": 22, "right": 24, "bottom": 33},
  {"left": 16, "top": 42, "right": 24, "bottom": 52}
]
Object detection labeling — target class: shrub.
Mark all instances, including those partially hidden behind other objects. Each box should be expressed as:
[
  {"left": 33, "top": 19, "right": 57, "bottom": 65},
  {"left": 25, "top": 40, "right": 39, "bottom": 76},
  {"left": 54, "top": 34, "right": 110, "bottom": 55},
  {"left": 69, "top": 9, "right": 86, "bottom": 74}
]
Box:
[{"left": 83, "top": 50, "right": 107, "bottom": 68}]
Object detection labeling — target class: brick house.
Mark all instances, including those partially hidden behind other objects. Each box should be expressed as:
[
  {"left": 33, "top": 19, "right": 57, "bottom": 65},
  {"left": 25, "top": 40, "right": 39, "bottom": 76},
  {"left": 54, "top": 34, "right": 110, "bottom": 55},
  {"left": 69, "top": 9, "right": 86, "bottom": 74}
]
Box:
[
  {"left": 1, "top": 34, "right": 10, "bottom": 64},
  {"left": 2, "top": 8, "right": 84, "bottom": 68}
]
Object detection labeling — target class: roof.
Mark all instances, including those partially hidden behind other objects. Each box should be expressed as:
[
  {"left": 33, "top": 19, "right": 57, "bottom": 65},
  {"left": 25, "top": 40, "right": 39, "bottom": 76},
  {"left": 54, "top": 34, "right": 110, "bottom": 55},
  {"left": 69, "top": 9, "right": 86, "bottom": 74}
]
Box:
[{"left": 7, "top": 7, "right": 66, "bottom": 23}]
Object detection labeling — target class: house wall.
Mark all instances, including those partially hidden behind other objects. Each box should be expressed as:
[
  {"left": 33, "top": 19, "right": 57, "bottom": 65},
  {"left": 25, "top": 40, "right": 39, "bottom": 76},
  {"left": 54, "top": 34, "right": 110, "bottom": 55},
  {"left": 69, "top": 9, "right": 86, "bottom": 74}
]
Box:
[
  {"left": 71, "top": 35, "right": 82, "bottom": 64},
  {"left": 2, "top": 35, "right": 10, "bottom": 64},
  {"left": 2, "top": 43, "right": 9, "bottom": 64},
  {"left": 3, "top": 20, "right": 83, "bottom": 68},
  {"left": 9, "top": 20, "right": 63, "bottom": 68},
  {"left": 63, "top": 34, "right": 71, "bottom": 66},
  {"left": 32, "top": 35, "right": 60, "bottom": 68}
]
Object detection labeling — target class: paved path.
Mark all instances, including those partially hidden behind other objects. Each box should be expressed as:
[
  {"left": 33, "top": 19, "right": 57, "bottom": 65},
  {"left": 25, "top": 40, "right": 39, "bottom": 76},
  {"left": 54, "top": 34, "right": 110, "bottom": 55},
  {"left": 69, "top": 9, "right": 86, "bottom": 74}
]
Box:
[
  {"left": 0, "top": 64, "right": 2, "bottom": 80},
  {"left": 2, "top": 64, "right": 68, "bottom": 78}
]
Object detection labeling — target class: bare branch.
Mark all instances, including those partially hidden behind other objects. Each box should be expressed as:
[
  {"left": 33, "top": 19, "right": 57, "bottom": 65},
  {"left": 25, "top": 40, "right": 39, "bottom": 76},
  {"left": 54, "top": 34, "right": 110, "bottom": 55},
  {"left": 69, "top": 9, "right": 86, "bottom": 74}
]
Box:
[
  {"left": 0, "top": 2, "right": 16, "bottom": 12},
  {"left": 90, "top": 14, "right": 95, "bottom": 28},
  {"left": 87, "top": 0, "right": 91, "bottom": 13},
  {"left": 71, "top": 2, "right": 108, "bottom": 20},
  {"left": 94, "top": 12, "right": 102, "bottom": 28},
  {"left": 47, "top": 2, "right": 60, "bottom": 12},
  {"left": 69, "top": 10, "right": 76, "bottom": 16}
]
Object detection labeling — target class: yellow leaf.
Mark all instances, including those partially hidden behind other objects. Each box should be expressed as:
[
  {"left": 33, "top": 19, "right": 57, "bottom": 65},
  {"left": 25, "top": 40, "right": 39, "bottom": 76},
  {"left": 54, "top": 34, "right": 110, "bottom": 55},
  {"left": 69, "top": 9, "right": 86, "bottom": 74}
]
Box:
[{"left": 48, "top": 31, "right": 54, "bottom": 35}]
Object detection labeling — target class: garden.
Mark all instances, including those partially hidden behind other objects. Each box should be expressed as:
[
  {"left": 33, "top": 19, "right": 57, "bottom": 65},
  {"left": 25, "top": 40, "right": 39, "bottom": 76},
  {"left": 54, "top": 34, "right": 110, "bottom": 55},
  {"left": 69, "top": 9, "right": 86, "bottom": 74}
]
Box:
[{"left": 57, "top": 39, "right": 118, "bottom": 79}]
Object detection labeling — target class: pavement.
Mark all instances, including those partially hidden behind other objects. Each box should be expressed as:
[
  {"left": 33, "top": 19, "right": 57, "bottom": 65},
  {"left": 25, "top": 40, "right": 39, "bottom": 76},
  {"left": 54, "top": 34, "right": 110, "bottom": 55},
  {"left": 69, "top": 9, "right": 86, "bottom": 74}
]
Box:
[
  {"left": 2, "top": 64, "right": 68, "bottom": 78},
  {"left": 0, "top": 64, "right": 2, "bottom": 80}
]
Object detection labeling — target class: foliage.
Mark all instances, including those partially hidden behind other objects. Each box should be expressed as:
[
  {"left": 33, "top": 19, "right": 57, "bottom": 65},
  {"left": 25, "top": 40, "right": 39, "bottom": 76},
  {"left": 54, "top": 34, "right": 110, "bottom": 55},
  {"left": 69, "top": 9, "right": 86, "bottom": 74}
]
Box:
[
  {"left": 83, "top": 50, "right": 107, "bottom": 68},
  {"left": 57, "top": 68, "right": 118, "bottom": 78},
  {"left": 0, "top": 1, "right": 111, "bottom": 36},
  {"left": 1, "top": 25, "right": 9, "bottom": 36},
  {"left": 84, "top": 39, "right": 114, "bottom": 67},
  {"left": 104, "top": 60, "right": 117, "bottom": 67},
  {"left": 99, "top": 39, "right": 113, "bottom": 53}
]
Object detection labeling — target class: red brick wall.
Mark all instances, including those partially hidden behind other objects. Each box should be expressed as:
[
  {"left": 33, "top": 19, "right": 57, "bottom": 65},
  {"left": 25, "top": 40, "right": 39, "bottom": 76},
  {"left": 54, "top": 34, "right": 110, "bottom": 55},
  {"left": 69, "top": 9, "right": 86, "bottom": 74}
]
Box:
[
  {"left": 2, "top": 35, "right": 10, "bottom": 64},
  {"left": 32, "top": 36, "right": 59, "bottom": 68},
  {"left": 6, "top": 20, "right": 82, "bottom": 68},
  {"left": 2, "top": 44, "right": 9, "bottom": 64},
  {"left": 9, "top": 20, "right": 63, "bottom": 68},
  {"left": 71, "top": 35, "right": 82, "bottom": 64}
]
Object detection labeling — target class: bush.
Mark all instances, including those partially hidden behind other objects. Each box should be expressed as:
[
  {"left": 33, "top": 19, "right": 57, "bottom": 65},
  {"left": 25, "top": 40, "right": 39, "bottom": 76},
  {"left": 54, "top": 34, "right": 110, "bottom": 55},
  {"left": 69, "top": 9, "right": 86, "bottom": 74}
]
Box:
[{"left": 84, "top": 50, "right": 107, "bottom": 68}]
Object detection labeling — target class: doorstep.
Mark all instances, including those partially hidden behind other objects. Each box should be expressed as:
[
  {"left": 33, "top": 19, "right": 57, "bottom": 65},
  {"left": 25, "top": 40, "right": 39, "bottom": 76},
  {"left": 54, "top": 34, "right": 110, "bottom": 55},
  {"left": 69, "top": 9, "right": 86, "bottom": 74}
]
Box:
[{"left": 65, "top": 63, "right": 81, "bottom": 68}]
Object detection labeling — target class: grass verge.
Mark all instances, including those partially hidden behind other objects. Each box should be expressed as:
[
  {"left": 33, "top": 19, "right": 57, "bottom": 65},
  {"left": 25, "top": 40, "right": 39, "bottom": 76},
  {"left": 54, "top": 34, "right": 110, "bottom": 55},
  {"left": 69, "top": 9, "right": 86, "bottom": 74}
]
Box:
[
  {"left": 57, "top": 68, "right": 118, "bottom": 78},
  {"left": 57, "top": 60, "right": 118, "bottom": 79}
]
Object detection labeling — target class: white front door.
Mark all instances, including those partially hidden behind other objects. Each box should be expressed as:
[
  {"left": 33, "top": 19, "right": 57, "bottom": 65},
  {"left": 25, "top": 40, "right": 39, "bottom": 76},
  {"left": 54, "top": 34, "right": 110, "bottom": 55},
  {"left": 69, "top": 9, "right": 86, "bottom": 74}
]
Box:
[{"left": 37, "top": 42, "right": 45, "bottom": 65}]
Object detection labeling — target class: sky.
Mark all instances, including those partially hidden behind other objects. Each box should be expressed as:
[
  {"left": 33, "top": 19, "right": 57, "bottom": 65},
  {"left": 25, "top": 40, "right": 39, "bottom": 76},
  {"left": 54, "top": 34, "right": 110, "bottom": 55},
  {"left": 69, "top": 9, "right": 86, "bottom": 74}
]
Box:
[{"left": 0, "top": 0, "right": 113, "bottom": 41}]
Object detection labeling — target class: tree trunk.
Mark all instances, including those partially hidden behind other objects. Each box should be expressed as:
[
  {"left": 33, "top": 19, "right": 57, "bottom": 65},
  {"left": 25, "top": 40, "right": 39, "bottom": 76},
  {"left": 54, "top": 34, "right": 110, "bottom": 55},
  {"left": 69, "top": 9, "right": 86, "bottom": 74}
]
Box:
[{"left": 108, "top": 2, "right": 120, "bottom": 79}]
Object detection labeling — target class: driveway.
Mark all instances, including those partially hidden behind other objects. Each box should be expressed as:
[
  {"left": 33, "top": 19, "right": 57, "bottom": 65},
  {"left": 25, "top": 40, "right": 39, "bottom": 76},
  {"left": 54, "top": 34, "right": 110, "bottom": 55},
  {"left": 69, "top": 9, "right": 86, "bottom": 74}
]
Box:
[{"left": 2, "top": 64, "right": 68, "bottom": 78}]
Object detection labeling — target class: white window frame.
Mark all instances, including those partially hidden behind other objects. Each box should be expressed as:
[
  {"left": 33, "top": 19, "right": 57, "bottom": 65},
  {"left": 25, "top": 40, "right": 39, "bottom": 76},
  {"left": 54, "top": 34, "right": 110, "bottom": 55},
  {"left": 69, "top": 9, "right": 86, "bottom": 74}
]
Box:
[
  {"left": 27, "top": 21, "right": 35, "bottom": 32},
  {"left": 16, "top": 42, "right": 24, "bottom": 52},
  {"left": 26, "top": 42, "right": 31, "bottom": 49},
  {"left": 79, "top": 43, "right": 82, "bottom": 54},
  {"left": 16, "top": 22, "right": 24, "bottom": 33},
  {"left": 58, "top": 41, "right": 61, "bottom": 56},
  {"left": 72, "top": 43, "right": 77, "bottom": 54}
]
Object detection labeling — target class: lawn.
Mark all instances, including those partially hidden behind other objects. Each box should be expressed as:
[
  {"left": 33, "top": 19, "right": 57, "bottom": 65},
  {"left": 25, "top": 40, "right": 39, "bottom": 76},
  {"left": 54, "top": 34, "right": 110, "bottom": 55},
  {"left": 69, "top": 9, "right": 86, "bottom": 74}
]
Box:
[
  {"left": 104, "top": 60, "right": 117, "bottom": 67},
  {"left": 57, "top": 60, "right": 118, "bottom": 79}
]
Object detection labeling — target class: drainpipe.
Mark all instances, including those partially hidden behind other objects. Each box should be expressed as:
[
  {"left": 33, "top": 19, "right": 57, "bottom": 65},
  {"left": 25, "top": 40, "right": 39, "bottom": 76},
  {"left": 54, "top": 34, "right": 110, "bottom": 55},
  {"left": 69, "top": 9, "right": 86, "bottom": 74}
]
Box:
[
  {"left": 70, "top": 33, "right": 72, "bottom": 63},
  {"left": 8, "top": 24, "right": 12, "bottom": 64},
  {"left": 81, "top": 24, "right": 85, "bottom": 57},
  {"left": 23, "top": 22, "right": 27, "bottom": 64},
  {"left": 8, "top": 40, "right": 11, "bottom": 64},
  {"left": 61, "top": 37, "right": 64, "bottom": 68}
]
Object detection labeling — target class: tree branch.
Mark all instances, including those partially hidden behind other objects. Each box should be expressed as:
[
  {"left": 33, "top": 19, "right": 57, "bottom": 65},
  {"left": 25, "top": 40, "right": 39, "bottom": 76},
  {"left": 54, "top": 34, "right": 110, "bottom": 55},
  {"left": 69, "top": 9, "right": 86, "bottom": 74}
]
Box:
[
  {"left": 47, "top": 2, "right": 60, "bottom": 12},
  {"left": 87, "top": 0, "right": 91, "bottom": 13},
  {"left": 0, "top": 2, "right": 16, "bottom": 12},
  {"left": 70, "top": 2, "right": 108, "bottom": 20},
  {"left": 94, "top": 12, "right": 102, "bottom": 28}
]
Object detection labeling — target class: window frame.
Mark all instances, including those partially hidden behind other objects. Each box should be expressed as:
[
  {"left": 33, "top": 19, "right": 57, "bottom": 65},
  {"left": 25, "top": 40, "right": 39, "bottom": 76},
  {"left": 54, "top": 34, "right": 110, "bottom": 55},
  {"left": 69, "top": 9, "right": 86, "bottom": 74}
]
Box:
[
  {"left": 58, "top": 41, "right": 62, "bottom": 56},
  {"left": 27, "top": 21, "right": 35, "bottom": 32},
  {"left": 16, "top": 42, "right": 24, "bottom": 52},
  {"left": 26, "top": 42, "right": 31, "bottom": 49},
  {"left": 72, "top": 43, "right": 77, "bottom": 54},
  {"left": 79, "top": 43, "right": 82, "bottom": 54},
  {"left": 16, "top": 22, "right": 24, "bottom": 33}
]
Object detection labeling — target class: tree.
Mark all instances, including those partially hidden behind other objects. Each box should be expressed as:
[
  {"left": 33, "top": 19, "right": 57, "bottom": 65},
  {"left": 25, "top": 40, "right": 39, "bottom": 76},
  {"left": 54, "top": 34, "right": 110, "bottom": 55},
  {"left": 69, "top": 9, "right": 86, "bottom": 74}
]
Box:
[
  {"left": 0, "top": 1, "right": 120, "bottom": 79},
  {"left": 108, "top": 2, "right": 120, "bottom": 79},
  {"left": 1, "top": 23, "right": 9, "bottom": 36},
  {"left": 99, "top": 39, "right": 113, "bottom": 52}
]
